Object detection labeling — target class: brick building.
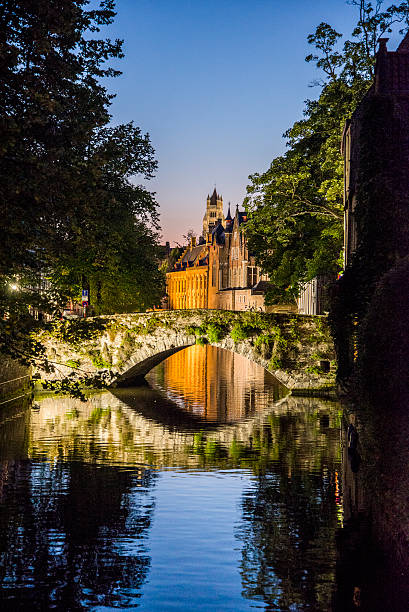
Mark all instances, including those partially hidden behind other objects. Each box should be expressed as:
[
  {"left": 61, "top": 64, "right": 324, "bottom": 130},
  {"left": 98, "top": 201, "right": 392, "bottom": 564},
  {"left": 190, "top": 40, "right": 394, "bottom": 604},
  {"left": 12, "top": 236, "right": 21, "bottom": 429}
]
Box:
[
  {"left": 166, "top": 191, "right": 294, "bottom": 312},
  {"left": 336, "top": 31, "right": 409, "bottom": 382},
  {"left": 342, "top": 33, "right": 409, "bottom": 267}
]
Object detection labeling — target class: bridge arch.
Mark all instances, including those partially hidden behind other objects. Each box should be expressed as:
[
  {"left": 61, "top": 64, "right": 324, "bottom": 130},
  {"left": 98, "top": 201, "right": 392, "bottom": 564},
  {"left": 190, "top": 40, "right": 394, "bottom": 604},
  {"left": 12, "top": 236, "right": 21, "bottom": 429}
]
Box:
[
  {"left": 115, "top": 344, "right": 194, "bottom": 386},
  {"left": 112, "top": 335, "right": 284, "bottom": 389},
  {"left": 37, "top": 310, "right": 336, "bottom": 395}
]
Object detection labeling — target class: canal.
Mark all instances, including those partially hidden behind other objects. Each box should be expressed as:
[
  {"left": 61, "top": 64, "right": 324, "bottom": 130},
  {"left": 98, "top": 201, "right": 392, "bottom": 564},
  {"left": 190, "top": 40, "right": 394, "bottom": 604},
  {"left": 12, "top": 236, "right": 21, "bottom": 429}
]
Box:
[{"left": 0, "top": 345, "right": 344, "bottom": 610}]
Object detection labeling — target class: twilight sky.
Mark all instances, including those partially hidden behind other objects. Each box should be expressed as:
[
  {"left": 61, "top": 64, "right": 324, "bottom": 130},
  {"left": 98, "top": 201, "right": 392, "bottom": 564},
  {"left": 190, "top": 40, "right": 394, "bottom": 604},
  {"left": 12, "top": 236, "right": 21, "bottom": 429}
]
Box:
[{"left": 103, "top": 1, "right": 363, "bottom": 244}]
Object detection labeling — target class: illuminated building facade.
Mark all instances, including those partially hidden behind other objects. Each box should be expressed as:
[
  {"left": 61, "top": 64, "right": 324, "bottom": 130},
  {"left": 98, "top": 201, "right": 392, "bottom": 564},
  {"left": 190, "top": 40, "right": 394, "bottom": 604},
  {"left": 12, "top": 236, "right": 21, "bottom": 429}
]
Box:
[{"left": 166, "top": 190, "right": 295, "bottom": 312}]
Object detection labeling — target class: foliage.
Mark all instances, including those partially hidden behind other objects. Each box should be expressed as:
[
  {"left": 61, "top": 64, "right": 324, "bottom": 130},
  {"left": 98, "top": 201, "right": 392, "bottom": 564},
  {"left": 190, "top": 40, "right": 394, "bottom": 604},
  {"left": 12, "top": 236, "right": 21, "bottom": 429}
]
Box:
[
  {"left": 230, "top": 322, "right": 254, "bottom": 343},
  {"left": 47, "top": 317, "right": 109, "bottom": 348},
  {"left": 65, "top": 359, "right": 81, "bottom": 369},
  {"left": 88, "top": 350, "right": 111, "bottom": 370},
  {"left": 205, "top": 321, "right": 226, "bottom": 343},
  {"left": 254, "top": 332, "right": 275, "bottom": 357},
  {"left": 0, "top": 0, "right": 163, "bottom": 381},
  {"left": 195, "top": 336, "right": 207, "bottom": 346},
  {"left": 41, "top": 370, "right": 114, "bottom": 400},
  {"left": 159, "top": 247, "right": 183, "bottom": 274},
  {"left": 244, "top": 0, "right": 409, "bottom": 303}
]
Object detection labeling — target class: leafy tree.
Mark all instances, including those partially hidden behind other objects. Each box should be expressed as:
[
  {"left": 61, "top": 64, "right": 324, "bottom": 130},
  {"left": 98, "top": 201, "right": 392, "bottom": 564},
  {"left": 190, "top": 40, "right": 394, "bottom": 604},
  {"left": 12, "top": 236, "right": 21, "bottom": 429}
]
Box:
[
  {"left": 244, "top": 0, "right": 409, "bottom": 303},
  {"left": 0, "top": 0, "right": 161, "bottom": 323},
  {"left": 159, "top": 246, "right": 183, "bottom": 275}
]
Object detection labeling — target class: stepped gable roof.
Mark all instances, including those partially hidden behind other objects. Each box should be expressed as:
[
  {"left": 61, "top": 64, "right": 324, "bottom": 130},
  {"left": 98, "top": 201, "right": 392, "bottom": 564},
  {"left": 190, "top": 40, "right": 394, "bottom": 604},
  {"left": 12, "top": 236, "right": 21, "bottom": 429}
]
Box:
[
  {"left": 209, "top": 187, "right": 221, "bottom": 206},
  {"left": 373, "top": 32, "right": 409, "bottom": 94},
  {"left": 180, "top": 244, "right": 208, "bottom": 266}
]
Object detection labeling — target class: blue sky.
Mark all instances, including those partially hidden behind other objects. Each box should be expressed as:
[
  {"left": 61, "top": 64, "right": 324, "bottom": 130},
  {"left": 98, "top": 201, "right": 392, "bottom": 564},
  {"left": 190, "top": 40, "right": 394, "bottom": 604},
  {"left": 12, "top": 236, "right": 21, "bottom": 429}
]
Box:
[{"left": 103, "top": 1, "right": 363, "bottom": 244}]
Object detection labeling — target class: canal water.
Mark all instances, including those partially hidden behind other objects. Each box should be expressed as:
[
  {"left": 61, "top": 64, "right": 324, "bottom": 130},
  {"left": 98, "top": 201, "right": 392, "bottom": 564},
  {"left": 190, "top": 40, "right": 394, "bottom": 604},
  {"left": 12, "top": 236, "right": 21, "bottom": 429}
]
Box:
[{"left": 0, "top": 345, "right": 343, "bottom": 611}]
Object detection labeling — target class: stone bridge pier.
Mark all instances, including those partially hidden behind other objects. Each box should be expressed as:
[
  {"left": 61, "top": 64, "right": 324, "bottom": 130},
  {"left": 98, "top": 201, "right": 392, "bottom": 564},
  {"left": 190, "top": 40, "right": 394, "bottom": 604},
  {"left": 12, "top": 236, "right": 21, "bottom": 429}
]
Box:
[{"left": 37, "top": 309, "right": 336, "bottom": 395}]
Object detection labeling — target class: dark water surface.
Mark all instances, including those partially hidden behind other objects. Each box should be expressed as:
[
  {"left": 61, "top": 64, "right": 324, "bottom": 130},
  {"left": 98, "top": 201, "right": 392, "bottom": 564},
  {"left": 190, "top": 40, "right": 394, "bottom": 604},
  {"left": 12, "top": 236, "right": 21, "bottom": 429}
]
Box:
[{"left": 0, "top": 345, "right": 343, "bottom": 610}]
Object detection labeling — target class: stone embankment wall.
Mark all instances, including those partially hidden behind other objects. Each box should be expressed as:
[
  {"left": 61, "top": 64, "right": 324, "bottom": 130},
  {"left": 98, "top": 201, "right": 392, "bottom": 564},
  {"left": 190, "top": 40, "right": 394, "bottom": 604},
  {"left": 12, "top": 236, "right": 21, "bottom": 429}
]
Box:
[
  {"left": 36, "top": 310, "right": 336, "bottom": 395},
  {"left": 0, "top": 357, "right": 31, "bottom": 402}
]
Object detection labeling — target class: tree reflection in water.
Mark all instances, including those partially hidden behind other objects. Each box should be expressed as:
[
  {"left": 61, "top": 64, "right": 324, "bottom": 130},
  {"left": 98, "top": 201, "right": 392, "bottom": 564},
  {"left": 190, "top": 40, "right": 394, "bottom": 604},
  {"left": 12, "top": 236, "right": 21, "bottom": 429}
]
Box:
[
  {"left": 236, "top": 409, "right": 342, "bottom": 611},
  {"left": 0, "top": 346, "right": 344, "bottom": 611},
  {"left": 0, "top": 459, "right": 156, "bottom": 610}
]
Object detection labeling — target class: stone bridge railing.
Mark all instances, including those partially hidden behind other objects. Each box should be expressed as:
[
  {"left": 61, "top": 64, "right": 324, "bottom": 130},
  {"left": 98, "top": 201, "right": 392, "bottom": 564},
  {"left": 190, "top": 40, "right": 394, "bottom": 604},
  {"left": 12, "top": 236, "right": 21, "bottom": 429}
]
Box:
[{"left": 37, "top": 309, "right": 336, "bottom": 394}]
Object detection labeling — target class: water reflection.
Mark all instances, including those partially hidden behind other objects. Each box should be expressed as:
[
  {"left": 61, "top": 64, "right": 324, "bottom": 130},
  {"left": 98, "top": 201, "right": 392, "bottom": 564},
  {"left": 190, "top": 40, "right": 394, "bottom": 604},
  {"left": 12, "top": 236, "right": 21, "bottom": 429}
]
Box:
[
  {"left": 236, "top": 403, "right": 342, "bottom": 611},
  {"left": 0, "top": 459, "right": 155, "bottom": 609},
  {"left": 0, "top": 345, "right": 344, "bottom": 610},
  {"left": 146, "top": 344, "right": 285, "bottom": 423}
]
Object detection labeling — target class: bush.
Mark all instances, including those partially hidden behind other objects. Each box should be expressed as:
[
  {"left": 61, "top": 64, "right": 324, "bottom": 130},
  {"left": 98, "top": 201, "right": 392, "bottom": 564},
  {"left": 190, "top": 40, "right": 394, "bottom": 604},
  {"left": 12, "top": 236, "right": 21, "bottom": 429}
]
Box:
[
  {"left": 230, "top": 322, "right": 251, "bottom": 343},
  {"left": 196, "top": 336, "right": 208, "bottom": 346},
  {"left": 254, "top": 332, "right": 275, "bottom": 356},
  {"left": 206, "top": 322, "right": 226, "bottom": 343}
]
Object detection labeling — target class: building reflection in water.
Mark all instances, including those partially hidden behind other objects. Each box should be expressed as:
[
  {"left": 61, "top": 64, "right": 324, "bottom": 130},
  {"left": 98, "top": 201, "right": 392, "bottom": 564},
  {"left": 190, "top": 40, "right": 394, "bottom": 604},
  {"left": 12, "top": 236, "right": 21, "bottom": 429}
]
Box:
[
  {"left": 147, "top": 344, "right": 285, "bottom": 423},
  {"left": 0, "top": 346, "right": 346, "bottom": 611}
]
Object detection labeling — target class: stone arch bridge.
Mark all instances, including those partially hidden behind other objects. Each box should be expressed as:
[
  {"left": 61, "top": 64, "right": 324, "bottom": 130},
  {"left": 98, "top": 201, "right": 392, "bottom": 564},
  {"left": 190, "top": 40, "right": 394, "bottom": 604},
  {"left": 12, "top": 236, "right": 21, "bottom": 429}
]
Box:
[{"left": 38, "top": 309, "right": 335, "bottom": 394}]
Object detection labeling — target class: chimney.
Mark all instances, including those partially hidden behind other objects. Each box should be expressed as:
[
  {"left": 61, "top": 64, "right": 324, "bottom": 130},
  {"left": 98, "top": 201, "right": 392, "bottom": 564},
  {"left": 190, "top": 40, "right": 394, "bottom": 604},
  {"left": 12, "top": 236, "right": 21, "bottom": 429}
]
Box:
[{"left": 378, "top": 38, "right": 389, "bottom": 54}]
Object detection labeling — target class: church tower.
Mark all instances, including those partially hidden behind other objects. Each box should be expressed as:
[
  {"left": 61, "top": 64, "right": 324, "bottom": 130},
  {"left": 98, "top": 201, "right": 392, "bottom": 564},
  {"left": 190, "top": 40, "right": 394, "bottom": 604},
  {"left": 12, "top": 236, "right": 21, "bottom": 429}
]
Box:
[{"left": 202, "top": 188, "right": 225, "bottom": 238}]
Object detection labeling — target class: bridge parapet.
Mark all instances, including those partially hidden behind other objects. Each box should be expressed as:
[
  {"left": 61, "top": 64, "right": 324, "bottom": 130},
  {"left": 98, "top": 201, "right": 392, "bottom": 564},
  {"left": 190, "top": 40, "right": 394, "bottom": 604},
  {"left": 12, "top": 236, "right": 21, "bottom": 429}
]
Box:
[{"left": 36, "top": 310, "right": 336, "bottom": 395}]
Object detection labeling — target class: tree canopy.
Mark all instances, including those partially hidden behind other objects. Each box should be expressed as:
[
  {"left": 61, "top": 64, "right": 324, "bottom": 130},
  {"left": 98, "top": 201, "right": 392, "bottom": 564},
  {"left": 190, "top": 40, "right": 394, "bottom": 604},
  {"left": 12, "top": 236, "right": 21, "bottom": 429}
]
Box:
[
  {"left": 0, "top": 0, "right": 162, "bottom": 321},
  {"left": 244, "top": 0, "right": 409, "bottom": 303}
]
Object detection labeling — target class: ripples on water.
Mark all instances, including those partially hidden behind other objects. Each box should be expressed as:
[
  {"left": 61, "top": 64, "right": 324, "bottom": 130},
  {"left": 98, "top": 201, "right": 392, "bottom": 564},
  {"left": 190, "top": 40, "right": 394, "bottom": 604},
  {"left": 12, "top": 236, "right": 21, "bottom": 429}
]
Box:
[{"left": 0, "top": 345, "right": 342, "bottom": 610}]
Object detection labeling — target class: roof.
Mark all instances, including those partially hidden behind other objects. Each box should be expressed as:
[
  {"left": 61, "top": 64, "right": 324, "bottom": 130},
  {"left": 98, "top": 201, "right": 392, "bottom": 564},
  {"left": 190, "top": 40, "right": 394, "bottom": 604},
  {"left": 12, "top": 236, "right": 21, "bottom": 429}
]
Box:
[
  {"left": 251, "top": 280, "right": 270, "bottom": 294},
  {"left": 211, "top": 222, "right": 225, "bottom": 245},
  {"left": 181, "top": 245, "right": 207, "bottom": 264},
  {"left": 397, "top": 30, "right": 409, "bottom": 53},
  {"left": 209, "top": 188, "right": 221, "bottom": 206},
  {"left": 171, "top": 244, "right": 209, "bottom": 271}
]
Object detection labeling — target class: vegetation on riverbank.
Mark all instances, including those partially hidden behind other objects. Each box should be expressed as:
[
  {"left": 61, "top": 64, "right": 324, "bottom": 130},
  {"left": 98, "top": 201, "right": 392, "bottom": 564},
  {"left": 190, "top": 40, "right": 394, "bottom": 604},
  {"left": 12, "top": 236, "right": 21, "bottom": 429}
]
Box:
[
  {"left": 244, "top": 1, "right": 409, "bottom": 305},
  {"left": 0, "top": 0, "right": 163, "bottom": 378}
]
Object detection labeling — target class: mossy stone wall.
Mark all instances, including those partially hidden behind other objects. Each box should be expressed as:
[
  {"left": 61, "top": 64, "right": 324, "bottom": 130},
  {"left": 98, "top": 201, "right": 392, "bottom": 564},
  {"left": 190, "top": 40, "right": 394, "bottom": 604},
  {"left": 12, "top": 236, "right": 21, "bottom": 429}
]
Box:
[{"left": 37, "top": 310, "right": 336, "bottom": 394}]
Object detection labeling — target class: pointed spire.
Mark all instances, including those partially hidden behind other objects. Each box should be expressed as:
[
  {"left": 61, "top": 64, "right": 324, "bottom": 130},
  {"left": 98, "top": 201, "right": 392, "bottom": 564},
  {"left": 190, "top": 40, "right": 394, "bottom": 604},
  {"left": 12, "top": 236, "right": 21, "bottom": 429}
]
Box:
[
  {"left": 226, "top": 202, "right": 232, "bottom": 221},
  {"left": 210, "top": 187, "right": 219, "bottom": 206}
]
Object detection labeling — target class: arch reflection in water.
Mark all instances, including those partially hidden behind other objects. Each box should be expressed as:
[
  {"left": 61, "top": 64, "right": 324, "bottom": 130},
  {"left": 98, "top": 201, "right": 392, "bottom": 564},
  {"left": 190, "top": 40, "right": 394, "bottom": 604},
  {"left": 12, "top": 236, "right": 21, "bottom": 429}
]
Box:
[
  {"left": 146, "top": 344, "right": 286, "bottom": 423},
  {"left": 0, "top": 343, "right": 344, "bottom": 611}
]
